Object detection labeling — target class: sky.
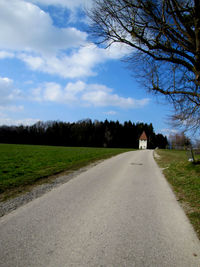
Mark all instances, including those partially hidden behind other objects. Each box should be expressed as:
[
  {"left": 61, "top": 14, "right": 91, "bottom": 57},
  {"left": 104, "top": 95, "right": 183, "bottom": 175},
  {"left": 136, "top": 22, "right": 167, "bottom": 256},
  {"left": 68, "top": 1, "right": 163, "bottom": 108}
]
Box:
[{"left": 0, "top": 0, "right": 175, "bottom": 135}]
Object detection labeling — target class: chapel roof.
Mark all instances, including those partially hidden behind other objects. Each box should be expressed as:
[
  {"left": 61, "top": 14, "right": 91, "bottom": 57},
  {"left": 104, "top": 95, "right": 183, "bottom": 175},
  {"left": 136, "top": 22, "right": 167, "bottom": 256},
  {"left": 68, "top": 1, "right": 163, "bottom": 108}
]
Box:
[{"left": 139, "top": 131, "right": 147, "bottom": 140}]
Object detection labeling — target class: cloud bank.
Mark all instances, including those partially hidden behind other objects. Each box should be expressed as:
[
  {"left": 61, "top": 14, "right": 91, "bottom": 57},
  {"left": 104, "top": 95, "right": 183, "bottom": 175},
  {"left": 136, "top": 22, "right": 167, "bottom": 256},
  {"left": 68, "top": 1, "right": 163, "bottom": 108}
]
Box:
[
  {"left": 0, "top": 0, "right": 132, "bottom": 78},
  {"left": 32, "top": 81, "right": 150, "bottom": 108},
  {"left": 0, "top": 0, "right": 87, "bottom": 55}
]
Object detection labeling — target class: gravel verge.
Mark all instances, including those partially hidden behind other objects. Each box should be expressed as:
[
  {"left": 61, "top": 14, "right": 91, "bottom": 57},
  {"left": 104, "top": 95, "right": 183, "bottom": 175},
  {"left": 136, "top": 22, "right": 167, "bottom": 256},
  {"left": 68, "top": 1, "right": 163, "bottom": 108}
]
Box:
[{"left": 0, "top": 161, "right": 101, "bottom": 217}]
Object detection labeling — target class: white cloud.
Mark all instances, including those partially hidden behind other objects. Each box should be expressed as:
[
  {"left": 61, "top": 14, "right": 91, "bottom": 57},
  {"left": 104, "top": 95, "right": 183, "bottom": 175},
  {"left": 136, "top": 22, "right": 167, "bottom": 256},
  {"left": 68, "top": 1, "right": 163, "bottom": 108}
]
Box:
[
  {"left": 32, "top": 81, "right": 150, "bottom": 109},
  {"left": 0, "top": 0, "right": 133, "bottom": 78},
  {"left": 0, "top": 77, "right": 22, "bottom": 106},
  {"left": 0, "top": 117, "right": 39, "bottom": 126},
  {"left": 0, "top": 0, "right": 87, "bottom": 55},
  {"left": 19, "top": 42, "right": 132, "bottom": 78},
  {"left": 64, "top": 81, "right": 85, "bottom": 101},
  {"left": 0, "top": 51, "right": 15, "bottom": 59},
  {"left": 18, "top": 45, "right": 97, "bottom": 78},
  {"left": 32, "top": 82, "right": 66, "bottom": 102},
  {"left": 104, "top": 43, "right": 133, "bottom": 60},
  {"left": 20, "top": 55, "right": 44, "bottom": 70},
  {"left": 82, "top": 89, "right": 149, "bottom": 108},
  {"left": 43, "top": 82, "right": 63, "bottom": 101}
]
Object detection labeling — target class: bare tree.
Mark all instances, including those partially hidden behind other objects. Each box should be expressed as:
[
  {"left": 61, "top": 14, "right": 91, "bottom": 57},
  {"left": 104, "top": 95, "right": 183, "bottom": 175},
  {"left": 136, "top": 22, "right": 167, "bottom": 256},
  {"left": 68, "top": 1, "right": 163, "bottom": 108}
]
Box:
[
  {"left": 88, "top": 0, "right": 200, "bottom": 131},
  {"left": 169, "top": 132, "right": 191, "bottom": 149}
]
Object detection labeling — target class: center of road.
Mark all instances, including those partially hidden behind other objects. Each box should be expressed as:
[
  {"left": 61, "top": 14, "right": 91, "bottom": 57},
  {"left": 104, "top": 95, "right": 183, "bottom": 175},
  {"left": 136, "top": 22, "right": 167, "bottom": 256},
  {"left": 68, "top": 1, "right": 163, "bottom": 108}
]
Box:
[{"left": 0, "top": 150, "right": 199, "bottom": 266}]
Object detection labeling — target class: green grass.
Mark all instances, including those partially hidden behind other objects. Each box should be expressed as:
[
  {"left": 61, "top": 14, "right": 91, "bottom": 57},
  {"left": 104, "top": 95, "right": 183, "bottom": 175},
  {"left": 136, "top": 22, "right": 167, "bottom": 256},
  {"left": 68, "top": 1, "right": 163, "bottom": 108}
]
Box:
[
  {"left": 155, "top": 149, "right": 200, "bottom": 239},
  {"left": 0, "top": 144, "right": 131, "bottom": 200}
]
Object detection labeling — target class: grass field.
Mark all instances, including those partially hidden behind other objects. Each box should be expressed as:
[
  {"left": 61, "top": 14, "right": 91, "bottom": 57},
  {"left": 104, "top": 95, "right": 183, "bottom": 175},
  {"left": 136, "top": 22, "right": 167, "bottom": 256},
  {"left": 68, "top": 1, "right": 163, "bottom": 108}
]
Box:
[
  {"left": 0, "top": 144, "right": 131, "bottom": 200},
  {"left": 155, "top": 149, "right": 200, "bottom": 239}
]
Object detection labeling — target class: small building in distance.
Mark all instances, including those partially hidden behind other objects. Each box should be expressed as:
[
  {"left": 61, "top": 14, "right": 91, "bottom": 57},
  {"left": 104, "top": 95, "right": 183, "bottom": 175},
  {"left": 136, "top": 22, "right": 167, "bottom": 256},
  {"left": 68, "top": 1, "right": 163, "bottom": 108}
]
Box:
[{"left": 139, "top": 131, "right": 147, "bottom": 149}]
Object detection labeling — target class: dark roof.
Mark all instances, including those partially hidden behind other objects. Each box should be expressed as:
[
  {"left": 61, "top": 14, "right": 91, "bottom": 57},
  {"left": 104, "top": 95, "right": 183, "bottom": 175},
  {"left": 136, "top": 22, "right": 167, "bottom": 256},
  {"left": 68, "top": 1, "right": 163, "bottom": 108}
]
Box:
[{"left": 139, "top": 131, "right": 147, "bottom": 140}]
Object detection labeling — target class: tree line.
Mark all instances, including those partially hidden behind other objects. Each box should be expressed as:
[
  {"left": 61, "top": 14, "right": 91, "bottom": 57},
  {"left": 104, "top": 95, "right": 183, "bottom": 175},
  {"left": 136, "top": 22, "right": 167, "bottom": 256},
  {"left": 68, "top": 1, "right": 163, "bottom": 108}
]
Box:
[{"left": 0, "top": 119, "right": 168, "bottom": 149}]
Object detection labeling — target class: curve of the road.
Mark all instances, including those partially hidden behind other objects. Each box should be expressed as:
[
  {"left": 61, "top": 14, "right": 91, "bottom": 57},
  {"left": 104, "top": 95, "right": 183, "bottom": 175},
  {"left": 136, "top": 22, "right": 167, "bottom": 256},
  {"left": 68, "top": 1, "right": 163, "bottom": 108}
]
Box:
[{"left": 0, "top": 150, "right": 200, "bottom": 266}]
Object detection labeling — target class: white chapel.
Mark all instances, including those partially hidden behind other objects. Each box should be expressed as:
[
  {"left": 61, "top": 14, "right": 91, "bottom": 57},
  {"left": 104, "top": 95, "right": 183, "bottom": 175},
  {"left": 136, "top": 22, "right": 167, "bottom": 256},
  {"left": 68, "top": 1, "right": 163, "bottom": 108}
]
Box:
[{"left": 139, "top": 131, "right": 147, "bottom": 149}]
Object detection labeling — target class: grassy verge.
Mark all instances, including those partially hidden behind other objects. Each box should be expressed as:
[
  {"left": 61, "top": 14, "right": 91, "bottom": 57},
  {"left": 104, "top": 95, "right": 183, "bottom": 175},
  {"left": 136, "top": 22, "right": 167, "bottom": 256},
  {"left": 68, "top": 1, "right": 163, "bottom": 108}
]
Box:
[
  {"left": 155, "top": 149, "right": 200, "bottom": 239},
  {"left": 0, "top": 144, "right": 131, "bottom": 201}
]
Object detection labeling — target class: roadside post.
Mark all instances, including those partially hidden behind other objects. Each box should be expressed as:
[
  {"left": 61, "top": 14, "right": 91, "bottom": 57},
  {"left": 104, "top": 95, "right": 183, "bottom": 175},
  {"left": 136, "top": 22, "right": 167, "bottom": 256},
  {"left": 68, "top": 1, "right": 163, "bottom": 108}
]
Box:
[{"left": 187, "top": 147, "right": 195, "bottom": 163}]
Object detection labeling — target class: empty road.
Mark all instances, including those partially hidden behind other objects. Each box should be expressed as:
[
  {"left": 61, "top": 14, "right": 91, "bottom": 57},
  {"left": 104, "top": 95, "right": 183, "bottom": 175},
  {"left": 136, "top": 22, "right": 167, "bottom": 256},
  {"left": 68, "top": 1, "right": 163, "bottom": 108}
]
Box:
[{"left": 0, "top": 150, "right": 200, "bottom": 266}]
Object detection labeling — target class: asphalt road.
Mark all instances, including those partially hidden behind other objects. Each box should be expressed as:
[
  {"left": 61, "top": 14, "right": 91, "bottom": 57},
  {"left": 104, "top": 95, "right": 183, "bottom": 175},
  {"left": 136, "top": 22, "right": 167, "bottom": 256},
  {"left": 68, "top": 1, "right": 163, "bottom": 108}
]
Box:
[{"left": 0, "top": 150, "right": 200, "bottom": 266}]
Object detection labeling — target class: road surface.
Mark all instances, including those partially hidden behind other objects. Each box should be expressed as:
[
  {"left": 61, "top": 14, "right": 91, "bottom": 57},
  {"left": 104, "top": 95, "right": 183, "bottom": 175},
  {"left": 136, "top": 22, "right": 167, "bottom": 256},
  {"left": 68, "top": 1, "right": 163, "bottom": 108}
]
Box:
[{"left": 0, "top": 150, "right": 200, "bottom": 266}]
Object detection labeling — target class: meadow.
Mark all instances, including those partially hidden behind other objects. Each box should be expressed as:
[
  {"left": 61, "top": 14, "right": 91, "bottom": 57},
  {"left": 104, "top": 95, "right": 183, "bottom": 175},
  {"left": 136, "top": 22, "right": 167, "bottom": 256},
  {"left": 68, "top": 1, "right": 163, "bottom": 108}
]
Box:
[
  {"left": 156, "top": 149, "right": 200, "bottom": 239},
  {"left": 0, "top": 144, "right": 130, "bottom": 200}
]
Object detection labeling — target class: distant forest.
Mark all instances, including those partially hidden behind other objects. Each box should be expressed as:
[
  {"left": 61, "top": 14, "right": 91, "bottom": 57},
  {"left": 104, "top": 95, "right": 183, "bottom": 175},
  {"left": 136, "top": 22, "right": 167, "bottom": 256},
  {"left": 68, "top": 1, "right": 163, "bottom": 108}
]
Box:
[{"left": 0, "top": 119, "right": 168, "bottom": 149}]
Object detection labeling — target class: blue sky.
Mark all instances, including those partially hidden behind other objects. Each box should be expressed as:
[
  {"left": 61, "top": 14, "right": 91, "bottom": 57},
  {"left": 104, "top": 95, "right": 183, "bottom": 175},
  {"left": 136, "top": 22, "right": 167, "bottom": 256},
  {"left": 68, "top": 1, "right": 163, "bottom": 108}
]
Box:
[{"left": 0, "top": 0, "right": 175, "bottom": 135}]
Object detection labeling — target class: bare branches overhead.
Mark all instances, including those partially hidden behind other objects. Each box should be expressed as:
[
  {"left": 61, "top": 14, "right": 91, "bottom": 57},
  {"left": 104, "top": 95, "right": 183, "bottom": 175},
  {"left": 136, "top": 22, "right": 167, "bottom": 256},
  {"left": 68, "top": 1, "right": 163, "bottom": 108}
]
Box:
[{"left": 88, "top": 0, "right": 200, "bottom": 131}]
